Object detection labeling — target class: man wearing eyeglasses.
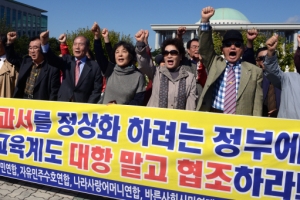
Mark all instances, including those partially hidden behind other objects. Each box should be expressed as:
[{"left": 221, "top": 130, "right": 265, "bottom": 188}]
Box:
[
  {"left": 5, "top": 32, "right": 60, "bottom": 100},
  {"left": 177, "top": 27, "right": 207, "bottom": 99},
  {"left": 255, "top": 47, "right": 281, "bottom": 117},
  {"left": 196, "top": 6, "right": 263, "bottom": 116}
]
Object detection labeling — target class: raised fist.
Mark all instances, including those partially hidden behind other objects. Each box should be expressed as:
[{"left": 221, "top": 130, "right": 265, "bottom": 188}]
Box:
[
  {"left": 144, "top": 30, "right": 149, "bottom": 44},
  {"left": 247, "top": 29, "right": 258, "bottom": 41},
  {"left": 91, "top": 22, "right": 101, "bottom": 37},
  {"left": 7, "top": 32, "right": 17, "bottom": 44},
  {"left": 135, "top": 29, "right": 145, "bottom": 43},
  {"left": 102, "top": 28, "right": 109, "bottom": 38},
  {"left": 177, "top": 26, "right": 186, "bottom": 36},
  {"left": 58, "top": 33, "right": 67, "bottom": 44},
  {"left": 40, "top": 30, "right": 49, "bottom": 45},
  {"left": 201, "top": 6, "right": 215, "bottom": 23},
  {"left": 266, "top": 34, "right": 278, "bottom": 53}
]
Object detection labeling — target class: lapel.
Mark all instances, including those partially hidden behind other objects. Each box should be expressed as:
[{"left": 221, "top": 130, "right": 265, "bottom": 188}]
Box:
[
  {"left": 19, "top": 61, "right": 33, "bottom": 81},
  {"left": 208, "top": 60, "right": 226, "bottom": 85},
  {"left": 76, "top": 59, "right": 91, "bottom": 88},
  {"left": 34, "top": 62, "right": 48, "bottom": 87},
  {"left": 70, "top": 58, "right": 76, "bottom": 85},
  {"left": 237, "top": 62, "right": 251, "bottom": 100}
]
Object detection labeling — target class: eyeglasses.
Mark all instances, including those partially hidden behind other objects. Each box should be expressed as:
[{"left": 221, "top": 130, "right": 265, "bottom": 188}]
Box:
[
  {"left": 162, "top": 50, "right": 179, "bottom": 56},
  {"left": 256, "top": 56, "right": 266, "bottom": 61},
  {"left": 190, "top": 45, "right": 199, "bottom": 50},
  {"left": 28, "top": 46, "right": 40, "bottom": 51},
  {"left": 223, "top": 41, "right": 243, "bottom": 48}
]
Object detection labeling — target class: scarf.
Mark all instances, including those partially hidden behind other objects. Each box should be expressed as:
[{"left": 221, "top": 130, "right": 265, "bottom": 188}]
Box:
[{"left": 159, "top": 67, "right": 186, "bottom": 109}]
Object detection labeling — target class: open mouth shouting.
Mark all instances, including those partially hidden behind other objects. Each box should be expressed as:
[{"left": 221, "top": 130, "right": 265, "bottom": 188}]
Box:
[{"left": 229, "top": 51, "right": 237, "bottom": 59}]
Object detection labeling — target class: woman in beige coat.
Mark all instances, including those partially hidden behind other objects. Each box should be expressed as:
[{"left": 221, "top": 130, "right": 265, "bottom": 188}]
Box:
[{"left": 135, "top": 30, "right": 197, "bottom": 110}]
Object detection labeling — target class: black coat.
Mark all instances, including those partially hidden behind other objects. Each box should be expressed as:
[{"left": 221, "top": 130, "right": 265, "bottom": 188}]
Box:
[
  {"left": 5, "top": 45, "right": 60, "bottom": 100},
  {"left": 43, "top": 49, "right": 102, "bottom": 103}
]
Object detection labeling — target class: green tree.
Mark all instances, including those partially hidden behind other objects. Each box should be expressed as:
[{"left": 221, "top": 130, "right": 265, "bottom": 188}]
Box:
[
  {"left": 151, "top": 48, "right": 161, "bottom": 58},
  {"left": 48, "top": 37, "right": 60, "bottom": 56},
  {"left": 0, "top": 16, "right": 12, "bottom": 35},
  {"left": 65, "top": 27, "right": 133, "bottom": 56},
  {"left": 14, "top": 35, "right": 29, "bottom": 57}
]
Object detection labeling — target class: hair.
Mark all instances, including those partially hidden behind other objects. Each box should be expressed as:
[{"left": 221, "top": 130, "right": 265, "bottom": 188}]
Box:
[
  {"left": 28, "top": 36, "right": 42, "bottom": 52},
  {"left": 0, "top": 33, "right": 6, "bottom": 42},
  {"left": 161, "top": 38, "right": 185, "bottom": 56},
  {"left": 187, "top": 38, "right": 199, "bottom": 49},
  {"left": 74, "top": 36, "right": 90, "bottom": 47},
  {"left": 256, "top": 47, "right": 268, "bottom": 58}
]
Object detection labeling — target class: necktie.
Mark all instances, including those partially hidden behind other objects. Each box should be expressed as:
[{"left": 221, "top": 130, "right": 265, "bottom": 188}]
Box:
[
  {"left": 224, "top": 65, "right": 236, "bottom": 114},
  {"left": 267, "top": 83, "right": 277, "bottom": 112},
  {"left": 75, "top": 60, "right": 81, "bottom": 86}
]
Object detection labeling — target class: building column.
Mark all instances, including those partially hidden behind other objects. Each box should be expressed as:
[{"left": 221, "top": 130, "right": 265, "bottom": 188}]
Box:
[
  {"left": 191, "top": 31, "right": 195, "bottom": 39},
  {"left": 293, "top": 31, "right": 298, "bottom": 51},
  {"left": 155, "top": 32, "right": 161, "bottom": 50},
  {"left": 172, "top": 31, "right": 176, "bottom": 38}
]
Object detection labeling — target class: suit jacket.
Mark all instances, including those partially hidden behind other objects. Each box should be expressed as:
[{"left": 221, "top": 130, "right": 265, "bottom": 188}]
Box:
[
  {"left": 43, "top": 49, "right": 102, "bottom": 103},
  {"left": 262, "top": 75, "right": 281, "bottom": 115},
  {"left": 196, "top": 30, "right": 263, "bottom": 116},
  {"left": 5, "top": 45, "right": 60, "bottom": 100}
]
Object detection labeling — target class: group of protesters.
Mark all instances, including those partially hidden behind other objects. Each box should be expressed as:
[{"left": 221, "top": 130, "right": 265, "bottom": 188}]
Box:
[{"left": 0, "top": 6, "right": 300, "bottom": 120}]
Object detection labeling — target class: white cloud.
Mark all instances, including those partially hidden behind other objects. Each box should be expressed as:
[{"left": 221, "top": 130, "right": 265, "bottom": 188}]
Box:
[{"left": 285, "top": 16, "right": 300, "bottom": 23}]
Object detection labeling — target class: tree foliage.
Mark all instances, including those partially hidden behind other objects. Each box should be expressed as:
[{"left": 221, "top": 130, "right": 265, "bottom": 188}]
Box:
[
  {"left": 0, "top": 16, "right": 12, "bottom": 35},
  {"left": 65, "top": 27, "right": 133, "bottom": 56},
  {"left": 212, "top": 29, "right": 295, "bottom": 71},
  {"left": 151, "top": 48, "right": 161, "bottom": 58}
]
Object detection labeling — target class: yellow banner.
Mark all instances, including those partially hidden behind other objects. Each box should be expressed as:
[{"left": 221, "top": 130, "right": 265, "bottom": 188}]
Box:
[{"left": 0, "top": 98, "right": 299, "bottom": 200}]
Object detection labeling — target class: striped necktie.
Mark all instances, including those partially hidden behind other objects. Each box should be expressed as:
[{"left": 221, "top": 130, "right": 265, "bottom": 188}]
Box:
[{"left": 224, "top": 65, "right": 236, "bottom": 114}]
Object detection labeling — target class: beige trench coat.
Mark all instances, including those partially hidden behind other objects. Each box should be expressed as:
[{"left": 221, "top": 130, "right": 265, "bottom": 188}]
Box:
[{"left": 0, "top": 59, "right": 19, "bottom": 98}]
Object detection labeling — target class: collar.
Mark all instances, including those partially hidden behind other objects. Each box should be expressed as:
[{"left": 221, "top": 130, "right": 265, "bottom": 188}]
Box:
[
  {"left": 159, "top": 65, "right": 189, "bottom": 82},
  {"left": 32, "top": 60, "right": 44, "bottom": 68},
  {"left": 75, "top": 56, "right": 87, "bottom": 63},
  {"left": 225, "top": 59, "right": 242, "bottom": 69},
  {"left": 0, "top": 54, "right": 6, "bottom": 61}
]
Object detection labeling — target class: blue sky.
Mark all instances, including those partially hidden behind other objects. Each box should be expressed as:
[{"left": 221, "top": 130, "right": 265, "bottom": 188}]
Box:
[{"left": 20, "top": 0, "right": 300, "bottom": 49}]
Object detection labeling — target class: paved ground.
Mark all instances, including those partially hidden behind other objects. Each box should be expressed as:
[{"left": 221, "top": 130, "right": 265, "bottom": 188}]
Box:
[{"left": 0, "top": 176, "right": 110, "bottom": 200}]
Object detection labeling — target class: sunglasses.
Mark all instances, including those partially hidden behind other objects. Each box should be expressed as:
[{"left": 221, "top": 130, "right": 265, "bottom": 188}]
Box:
[
  {"left": 256, "top": 56, "right": 266, "bottom": 61},
  {"left": 223, "top": 41, "right": 243, "bottom": 48},
  {"left": 162, "top": 50, "right": 179, "bottom": 56}
]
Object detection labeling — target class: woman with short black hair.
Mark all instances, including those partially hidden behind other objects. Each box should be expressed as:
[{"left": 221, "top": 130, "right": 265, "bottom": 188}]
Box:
[{"left": 92, "top": 23, "right": 145, "bottom": 105}]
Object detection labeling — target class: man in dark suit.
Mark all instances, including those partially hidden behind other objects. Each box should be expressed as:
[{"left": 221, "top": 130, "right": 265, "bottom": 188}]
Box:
[
  {"left": 40, "top": 31, "right": 102, "bottom": 103},
  {"left": 256, "top": 47, "right": 281, "bottom": 117},
  {"left": 5, "top": 32, "right": 60, "bottom": 100}
]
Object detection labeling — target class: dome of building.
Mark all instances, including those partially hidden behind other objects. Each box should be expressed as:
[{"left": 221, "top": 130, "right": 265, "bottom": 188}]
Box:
[{"left": 196, "top": 8, "right": 250, "bottom": 24}]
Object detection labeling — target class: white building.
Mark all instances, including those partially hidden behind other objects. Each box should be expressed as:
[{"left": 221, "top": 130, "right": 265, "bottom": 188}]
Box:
[{"left": 151, "top": 8, "right": 300, "bottom": 50}]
